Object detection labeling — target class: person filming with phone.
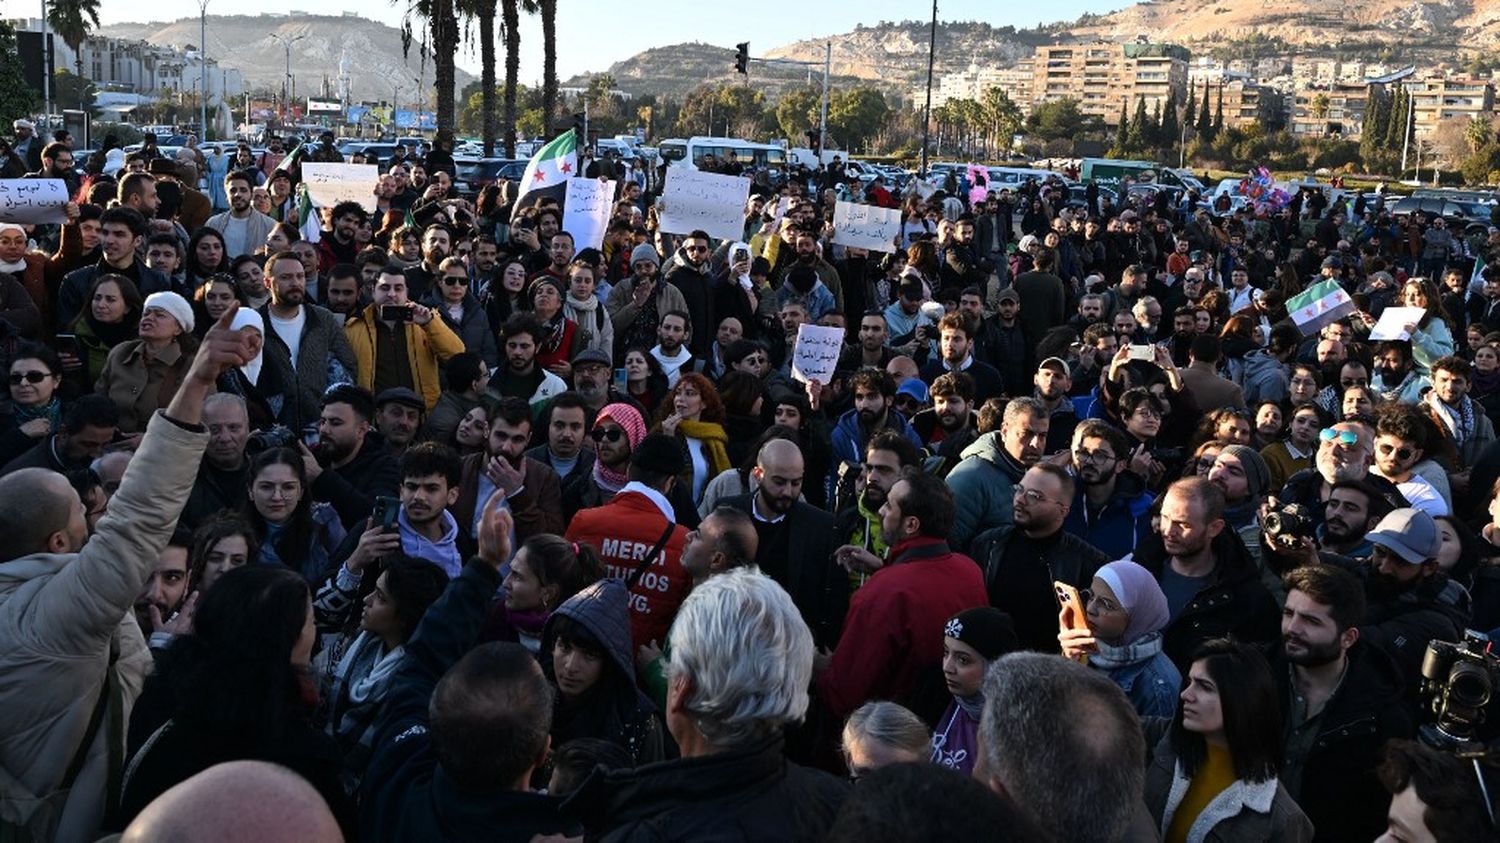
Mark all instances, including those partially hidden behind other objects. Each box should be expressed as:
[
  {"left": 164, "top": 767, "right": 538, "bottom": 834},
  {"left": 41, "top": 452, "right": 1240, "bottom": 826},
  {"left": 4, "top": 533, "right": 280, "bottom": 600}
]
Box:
[{"left": 345, "top": 267, "right": 464, "bottom": 413}]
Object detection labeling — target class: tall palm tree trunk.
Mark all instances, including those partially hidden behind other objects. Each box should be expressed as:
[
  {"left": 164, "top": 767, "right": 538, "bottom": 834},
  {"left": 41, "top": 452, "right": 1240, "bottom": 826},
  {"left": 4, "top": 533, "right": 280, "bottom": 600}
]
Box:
[
  {"left": 540, "top": 0, "right": 556, "bottom": 129},
  {"left": 432, "top": 0, "right": 458, "bottom": 136},
  {"left": 502, "top": 0, "right": 519, "bottom": 157},
  {"left": 476, "top": 0, "right": 497, "bottom": 156}
]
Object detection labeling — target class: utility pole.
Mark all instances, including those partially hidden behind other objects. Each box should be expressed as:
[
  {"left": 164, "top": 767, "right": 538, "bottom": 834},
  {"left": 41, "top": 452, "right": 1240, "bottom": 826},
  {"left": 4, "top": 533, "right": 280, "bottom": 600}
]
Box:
[
  {"left": 269, "top": 33, "right": 306, "bottom": 126},
  {"left": 818, "top": 40, "right": 830, "bottom": 159},
  {"left": 198, "top": 0, "right": 209, "bottom": 139},
  {"left": 40, "top": 0, "right": 51, "bottom": 119},
  {"left": 920, "top": 0, "right": 938, "bottom": 177}
]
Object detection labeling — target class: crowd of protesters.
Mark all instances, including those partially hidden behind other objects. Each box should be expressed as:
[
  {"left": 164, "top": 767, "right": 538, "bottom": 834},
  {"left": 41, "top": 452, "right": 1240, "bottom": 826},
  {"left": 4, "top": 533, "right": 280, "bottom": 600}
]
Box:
[{"left": 0, "top": 114, "right": 1497, "bottom": 841}]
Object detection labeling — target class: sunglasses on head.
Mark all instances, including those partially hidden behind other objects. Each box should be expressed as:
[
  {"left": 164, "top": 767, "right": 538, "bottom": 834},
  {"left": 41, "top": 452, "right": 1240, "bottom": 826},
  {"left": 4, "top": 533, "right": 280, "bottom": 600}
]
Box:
[
  {"left": 9, "top": 371, "right": 51, "bottom": 385},
  {"left": 1320, "top": 428, "right": 1359, "bottom": 446},
  {"left": 590, "top": 427, "right": 625, "bottom": 443}
]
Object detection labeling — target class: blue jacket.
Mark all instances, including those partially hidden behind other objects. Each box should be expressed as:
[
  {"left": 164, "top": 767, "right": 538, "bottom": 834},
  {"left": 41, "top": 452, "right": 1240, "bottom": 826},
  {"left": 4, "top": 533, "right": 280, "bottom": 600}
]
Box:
[
  {"left": 1089, "top": 633, "right": 1181, "bottom": 719},
  {"left": 827, "top": 408, "right": 922, "bottom": 504},
  {"left": 1063, "top": 485, "right": 1154, "bottom": 560}
]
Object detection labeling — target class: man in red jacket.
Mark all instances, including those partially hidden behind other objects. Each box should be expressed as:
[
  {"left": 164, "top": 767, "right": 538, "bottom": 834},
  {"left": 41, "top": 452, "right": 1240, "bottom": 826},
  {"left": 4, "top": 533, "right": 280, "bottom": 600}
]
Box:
[
  {"left": 817, "top": 469, "right": 988, "bottom": 719},
  {"left": 567, "top": 433, "right": 691, "bottom": 650}
]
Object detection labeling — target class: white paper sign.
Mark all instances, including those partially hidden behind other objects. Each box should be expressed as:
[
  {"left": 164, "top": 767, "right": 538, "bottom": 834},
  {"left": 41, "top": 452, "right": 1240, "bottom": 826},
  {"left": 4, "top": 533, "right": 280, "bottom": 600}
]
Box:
[
  {"left": 1367, "top": 306, "right": 1428, "bottom": 341},
  {"left": 791, "top": 323, "right": 846, "bottom": 385},
  {"left": 561, "top": 178, "right": 614, "bottom": 251},
  {"left": 657, "top": 168, "right": 751, "bottom": 242},
  {"left": 0, "top": 179, "right": 69, "bottom": 224},
  {"left": 832, "top": 201, "right": 903, "bottom": 253},
  {"left": 300, "top": 163, "right": 380, "bottom": 212}
]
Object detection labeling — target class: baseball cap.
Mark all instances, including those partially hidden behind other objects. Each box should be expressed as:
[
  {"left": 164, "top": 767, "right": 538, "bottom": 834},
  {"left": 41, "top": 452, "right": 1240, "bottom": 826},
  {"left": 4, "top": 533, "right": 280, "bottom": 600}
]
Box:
[
  {"left": 1119, "top": 210, "right": 1139, "bottom": 222},
  {"left": 1038, "top": 356, "right": 1070, "bottom": 376},
  {"left": 896, "top": 379, "right": 929, "bottom": 404},
  {"left": 1321, "top": 256, "right": 1342, "bottom": 269},
  {"left": 375, "top": 387, "right": 424, "bottom": 411},
  {"left": 996, "top": 288, "right": 1020, "bottom": 304},
  {"left": 1367, "top": 508, "right": 1441, "bottom": 564}
]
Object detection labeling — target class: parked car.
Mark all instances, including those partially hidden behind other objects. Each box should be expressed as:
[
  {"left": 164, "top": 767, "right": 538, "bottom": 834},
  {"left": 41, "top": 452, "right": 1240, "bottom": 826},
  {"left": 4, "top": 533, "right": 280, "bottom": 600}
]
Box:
[
  {"left": 1389, "top": 196, "right": 1491, "bottom": 227},
  {"left": 454, "top": 157, "right": 527, "bottom": 195}
]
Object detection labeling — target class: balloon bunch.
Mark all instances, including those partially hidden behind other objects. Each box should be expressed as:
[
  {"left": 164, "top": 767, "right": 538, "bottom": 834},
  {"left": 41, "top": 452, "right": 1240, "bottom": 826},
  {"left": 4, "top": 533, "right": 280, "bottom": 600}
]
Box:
[{"left": 1236, "top": 166, "right": 1292, "bottom": 217}]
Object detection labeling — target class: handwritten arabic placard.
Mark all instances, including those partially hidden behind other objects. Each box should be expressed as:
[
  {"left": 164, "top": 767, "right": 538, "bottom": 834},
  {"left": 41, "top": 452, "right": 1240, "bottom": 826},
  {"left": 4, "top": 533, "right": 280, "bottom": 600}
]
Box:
[
  {"left": 0, "top": 179, "right": 69, "bottom": 224},
  {"left": 657, "top": 168, "right": 751, "bottom": 242},
  {"left": 300, "top": 163, "right": 380, "bottom": 212},
  {"left": 562, "top": 178, "right": 614, "bottom": 251},
  {"left": 832, "top": 201, "right": 902, "bottom": 253},
  {"left": 791, "top": 323, "right": 845, "bottom": 385}
]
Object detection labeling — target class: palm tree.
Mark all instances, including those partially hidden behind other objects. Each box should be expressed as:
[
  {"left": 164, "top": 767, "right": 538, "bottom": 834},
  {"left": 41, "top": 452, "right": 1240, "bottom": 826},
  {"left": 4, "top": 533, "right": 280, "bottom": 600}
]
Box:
[
  {"left": 522, "top": 0, "right": 557, "bottom": 130},
  {"left": 501, "top": 0, "right": 519, "bottom": 156},
  {"left": 459, "top": 0, "right": 498, "bottom": 155},
  {"left": 396, "top": 0, "right": 459, "bottom": 137},
  {"left": 47, "top": 0, "right": 101, "bottom": 110}
]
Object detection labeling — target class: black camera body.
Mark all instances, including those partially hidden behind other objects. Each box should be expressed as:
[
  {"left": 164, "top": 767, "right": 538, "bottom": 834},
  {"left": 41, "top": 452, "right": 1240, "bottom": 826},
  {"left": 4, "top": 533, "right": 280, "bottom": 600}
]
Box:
[
  {"left": 1419, "top": 630, "right": 1500, "bottom": 749},
  {"left": 246, "top": 424, "right": 296, "bottom": 455},
  {"left": 1264, "top": 502, "right": 1315, "bottom": 548}
]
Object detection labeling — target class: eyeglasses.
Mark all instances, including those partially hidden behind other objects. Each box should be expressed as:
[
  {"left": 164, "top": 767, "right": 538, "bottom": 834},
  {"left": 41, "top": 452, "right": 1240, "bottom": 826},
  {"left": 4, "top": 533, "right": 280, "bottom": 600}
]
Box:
[
  {"left": 1340, "top": 377, "right": 1369, "bottom": 388},
  {"left": 1013, "top": 486, "right": 1057, "bottom": 505},
  {"left": 1320, "top": 428, "right": 1359, "bottom": 446},
  {"left": 9, "top": 371, "right": 51, "bottom": 385},
  {"left": 1074, "top": 447, "right": 1117, "bottom": 465},
  {"left": 442, "top": 276, "right": 469, "bottom": 286},
  {"left": 1377, "top": 442, "right": 1415, "bottom": 462},
  {"left": 590, "top": 427, "right": 625, "bottom": 443}
]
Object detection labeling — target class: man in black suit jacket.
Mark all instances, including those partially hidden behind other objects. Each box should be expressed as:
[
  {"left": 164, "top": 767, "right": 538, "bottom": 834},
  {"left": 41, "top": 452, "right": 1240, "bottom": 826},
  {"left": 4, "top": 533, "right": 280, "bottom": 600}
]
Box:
[{"left": 722, "top": 439, "right": 846, "bottom": 648}]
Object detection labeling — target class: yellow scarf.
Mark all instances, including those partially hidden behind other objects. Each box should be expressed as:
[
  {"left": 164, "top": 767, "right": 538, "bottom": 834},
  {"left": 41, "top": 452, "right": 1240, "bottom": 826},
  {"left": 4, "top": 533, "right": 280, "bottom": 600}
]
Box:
[{"left": 677, "top": 419, "right": 732, "bottom": 476}]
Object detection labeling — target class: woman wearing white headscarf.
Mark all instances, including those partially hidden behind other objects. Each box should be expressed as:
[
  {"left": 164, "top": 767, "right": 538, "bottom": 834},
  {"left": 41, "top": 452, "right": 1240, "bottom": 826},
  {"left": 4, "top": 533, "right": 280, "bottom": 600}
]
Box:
[
  {"left": 96, "top": 291, "right": 201, "bottom": 435},
  {"left": 1058, "top": 559, "right": 1182, "bottom": 718},
  {"left": 213, "top": 307, "right": 285, "bottom": 429}
]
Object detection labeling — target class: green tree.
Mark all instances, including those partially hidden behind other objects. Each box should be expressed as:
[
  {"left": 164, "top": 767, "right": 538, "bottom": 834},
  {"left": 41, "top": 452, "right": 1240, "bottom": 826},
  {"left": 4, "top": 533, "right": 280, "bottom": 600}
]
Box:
[
  {"left": 1360, "top": 87, "right": 1389, "bottom": 170},
  {"left": 1464, "top": 115, "right": 1493, "bottom": 155},
  {"left": 1212, "top": 85, "right": 1224, "bottom": 137},
  {"left": 1183, "top": 84, "right": 1196, "bottom": 137},
  {"left": 1028, "top": 97, "right": 1091, "bottom": 141},
  {"left": 46, "top": 0, "right": 101, "bottom": 110},
  {"left": 524, "top": 0, "right": 558, "bottom": 127},
  {"left": 1150, "top": 99, "right": 1164, "bottom": 147},
  {"left": 1161, "top": 88, "right": 1180, "bottom": 151},
  {"left": 982, "top": 86, "right": 1023, "bottom": 157},
  {"left": 0, "top": 21, "right": 39, "bottom": 129},
  {"left": 774, "top": 87, "right": 821, "bottom": 142},
  {"left": 829, "top": 87, "right": 890, "bottom": 153},
  {"left": 51, "top": 69, "right": 95, "bottom": 113},
  {"left": 1196, "top": 79, "right": 1212, "bottom": 137},
  {"left": 1115, "top": 101, "right": 1128, "bottom": 145},
  {"left": 1126, "top": 95, "right": 1149, "bottom": 151}
]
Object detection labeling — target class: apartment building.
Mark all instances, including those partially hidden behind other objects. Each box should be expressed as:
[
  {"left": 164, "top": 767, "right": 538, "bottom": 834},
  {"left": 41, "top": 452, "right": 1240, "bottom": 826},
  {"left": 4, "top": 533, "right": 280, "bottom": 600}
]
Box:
[
  {"left": 1032, "top": 42, "right": 1189, "bottom": 120},
  {"left": 1408, "top": 75, "right": 1495, "bottom": 138}
]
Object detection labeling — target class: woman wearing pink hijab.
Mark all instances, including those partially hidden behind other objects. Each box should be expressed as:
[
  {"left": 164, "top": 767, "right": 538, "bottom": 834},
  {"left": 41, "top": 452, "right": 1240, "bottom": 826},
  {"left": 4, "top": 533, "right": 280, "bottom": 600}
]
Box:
[{"left": 1058, "top": 559, "right": 1182, "bottom": 717}]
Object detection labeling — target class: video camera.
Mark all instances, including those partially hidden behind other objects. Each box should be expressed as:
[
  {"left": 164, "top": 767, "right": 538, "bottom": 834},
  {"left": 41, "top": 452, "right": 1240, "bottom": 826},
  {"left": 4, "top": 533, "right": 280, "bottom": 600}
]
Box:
[
  {"left": 1419, "top": 630, "right": 1500, "bottom": 751},
  {"left": 1264, "top": 502, "right": 1316, "bottom": 550}
]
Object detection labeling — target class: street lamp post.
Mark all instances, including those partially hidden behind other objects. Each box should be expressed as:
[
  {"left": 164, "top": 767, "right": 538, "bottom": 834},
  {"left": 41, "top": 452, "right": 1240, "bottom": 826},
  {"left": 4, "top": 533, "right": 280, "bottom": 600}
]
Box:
[
  {"left": 198, "top": 0, "right": 209, "bottom": 139},
  {"left": 919, "top": 0, "right": 938, "bottom": 178},
  {"left": 268, "top": 33, "right": 306, "bottom": 127}
]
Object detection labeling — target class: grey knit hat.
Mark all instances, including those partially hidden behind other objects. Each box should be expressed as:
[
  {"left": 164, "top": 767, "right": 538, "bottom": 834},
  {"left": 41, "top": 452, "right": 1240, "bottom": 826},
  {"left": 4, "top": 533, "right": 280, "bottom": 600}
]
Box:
[
  {"left": 629, "top": 243, "right": 660, "bottom": 267},
  {"left": 1218, "top": 444, "right": 1270, "bottom": 498}
]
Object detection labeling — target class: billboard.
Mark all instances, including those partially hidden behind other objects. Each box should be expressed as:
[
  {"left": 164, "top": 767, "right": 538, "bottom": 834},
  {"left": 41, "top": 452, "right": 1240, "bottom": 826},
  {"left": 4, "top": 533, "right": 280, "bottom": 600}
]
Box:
[
  {"left": 307, "top": 98, "right": 342, "bottom": 114},
  {"left": 393, "top": 110, "right": 437, "bottom": 130}
]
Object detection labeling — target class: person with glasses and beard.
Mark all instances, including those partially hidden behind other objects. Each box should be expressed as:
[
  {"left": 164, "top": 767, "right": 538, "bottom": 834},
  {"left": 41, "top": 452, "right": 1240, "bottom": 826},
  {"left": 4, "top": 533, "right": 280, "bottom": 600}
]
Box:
[
  {"left": 423, "top": 257, "right": 497, "bottom": 370},
  {"left": 910, "top": 372, "right": 978, "bottom": 473},
  {"left": 664, "top": 231, "right": 720, "bottom": 359},
  {"left": 1062, "top": 420, "right": 1155, "bottom": 560},
  {"left": 561, "top": 402, "right": 687, "bottom": 525},
  {"left": 1270, "top": 566, "right": 1415, "bottom": 843},
  {"left": 1370, "top": 405, "right": 1451, "bottom": 517}
]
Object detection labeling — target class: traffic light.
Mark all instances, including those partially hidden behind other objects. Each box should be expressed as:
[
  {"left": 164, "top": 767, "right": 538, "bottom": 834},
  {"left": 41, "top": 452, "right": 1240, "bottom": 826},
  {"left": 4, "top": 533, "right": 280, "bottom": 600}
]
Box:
[
  {"left": 735, "top": 43, "right": 750, "bottom": 75},
  {"left": 572, "top": 112, "right": 586, "bottom": 144},
  {"left": 806, "top": 129, "right": 821, "bottom": 155}
]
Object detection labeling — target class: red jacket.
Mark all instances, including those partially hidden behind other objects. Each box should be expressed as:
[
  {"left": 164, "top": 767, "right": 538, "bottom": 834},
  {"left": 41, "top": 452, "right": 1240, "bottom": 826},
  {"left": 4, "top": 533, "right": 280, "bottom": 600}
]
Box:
[
  {"left": 566, "top": 490, "right": 690, "bottom": 650},
  {"left": 817, "top": 536, "right": 987, "bottom": 719}
]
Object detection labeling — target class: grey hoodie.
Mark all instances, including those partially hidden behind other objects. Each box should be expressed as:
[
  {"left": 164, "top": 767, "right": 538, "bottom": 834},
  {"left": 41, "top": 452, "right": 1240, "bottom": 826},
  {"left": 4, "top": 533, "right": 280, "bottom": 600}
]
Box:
[
  {"left": 545, "top": 578, "right": 635, "bottom": 683},
  {"left": 1239, "top": 348, "right": 1289, "bottom": 405}
]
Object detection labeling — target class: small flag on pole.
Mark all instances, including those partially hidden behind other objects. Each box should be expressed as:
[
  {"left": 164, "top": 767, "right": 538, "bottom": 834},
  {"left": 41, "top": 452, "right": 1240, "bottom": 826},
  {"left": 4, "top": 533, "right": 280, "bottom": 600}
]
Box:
[
  {"left": 1286, "top": 279, "right": 1356, "bottom": 337},
  {"left": 511, "top": 129, "right": 578, "bottom": 220},
  {"left": 1470, "top": 253, "right": 1488, "bottom": 299}
]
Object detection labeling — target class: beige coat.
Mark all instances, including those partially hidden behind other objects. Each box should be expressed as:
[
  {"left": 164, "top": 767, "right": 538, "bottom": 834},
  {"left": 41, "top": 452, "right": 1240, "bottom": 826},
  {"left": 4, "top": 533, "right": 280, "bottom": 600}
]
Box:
[
  {"left": 0, "top": 412, "right": 207, "bottom": 842},
  {"left": 96, "top": 339, "right": 200, "bottom": 434}
]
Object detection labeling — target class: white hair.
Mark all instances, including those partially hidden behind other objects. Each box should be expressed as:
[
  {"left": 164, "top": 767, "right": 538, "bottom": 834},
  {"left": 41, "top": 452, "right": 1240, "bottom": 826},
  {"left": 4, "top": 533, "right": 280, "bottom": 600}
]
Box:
[{"left": 667, "top": 569, "right": 813, "bottom": 749}]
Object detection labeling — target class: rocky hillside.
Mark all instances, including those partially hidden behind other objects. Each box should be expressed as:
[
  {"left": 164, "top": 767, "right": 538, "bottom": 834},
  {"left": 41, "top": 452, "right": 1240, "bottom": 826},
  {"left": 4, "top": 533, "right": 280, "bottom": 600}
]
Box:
[
  {"left": 98, "top": 14, "right": 475, "bottom": 105},
  {"left": 568, "top": 21, "right": 1049, "bottom": 100}
]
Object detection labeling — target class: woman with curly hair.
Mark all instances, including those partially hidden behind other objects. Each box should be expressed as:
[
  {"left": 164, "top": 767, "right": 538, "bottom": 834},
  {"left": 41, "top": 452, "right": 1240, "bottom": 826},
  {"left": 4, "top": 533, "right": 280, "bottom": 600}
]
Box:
[{"left": 654, "top": 372, "right": 730, "bottom": 505}]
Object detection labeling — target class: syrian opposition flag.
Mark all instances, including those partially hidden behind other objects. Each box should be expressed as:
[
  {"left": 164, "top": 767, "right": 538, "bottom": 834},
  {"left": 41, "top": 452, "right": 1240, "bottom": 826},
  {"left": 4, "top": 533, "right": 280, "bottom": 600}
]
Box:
[
  {"left": 1470, "top": 254, "right": 1488, "bottom": 299},
  {"left": 511, "top": 129, "right": 578, "bottom": 220},
  {"left": 1287, "top": 279, "right": 1356, "bottom": 337}
]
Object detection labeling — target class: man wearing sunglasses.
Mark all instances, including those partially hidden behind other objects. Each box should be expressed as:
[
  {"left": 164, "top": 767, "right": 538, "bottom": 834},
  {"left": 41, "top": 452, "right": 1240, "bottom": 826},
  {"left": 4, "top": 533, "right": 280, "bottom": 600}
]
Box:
[
  {"left": 1369, "top": 406, "right": 1450, "bottom": 518},
  {"left": 1275, "top": 420, "right": 1407, "bottom": 534},
  {"left": 664, "top": 231, "right": 718, "bottom": 359}
]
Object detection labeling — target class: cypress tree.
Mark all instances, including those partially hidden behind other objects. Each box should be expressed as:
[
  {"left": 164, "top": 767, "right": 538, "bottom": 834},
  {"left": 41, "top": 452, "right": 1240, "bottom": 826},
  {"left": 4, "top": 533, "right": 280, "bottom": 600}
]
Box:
[
  {"left": 1196, "top": 79, "right": 1212, "bottom": 136},
  {"left": 1211, "top": 84, "right": 1224, "bottom": 138}
]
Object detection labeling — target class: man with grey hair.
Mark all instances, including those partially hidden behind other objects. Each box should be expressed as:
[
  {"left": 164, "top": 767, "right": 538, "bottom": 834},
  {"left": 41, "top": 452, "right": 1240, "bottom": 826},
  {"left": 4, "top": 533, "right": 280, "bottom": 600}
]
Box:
[
  {"left": 568, "top": 570, "right": 847, "bottom": 838},
  {"left": 976, "top": 653, "right": 1150, "bottom": 842},
  {"left": 946, "top": 396, "right": 1050, "bottom": 551},
  {"left": 181, "top": 393, "right": 252, "bottom": 529}
]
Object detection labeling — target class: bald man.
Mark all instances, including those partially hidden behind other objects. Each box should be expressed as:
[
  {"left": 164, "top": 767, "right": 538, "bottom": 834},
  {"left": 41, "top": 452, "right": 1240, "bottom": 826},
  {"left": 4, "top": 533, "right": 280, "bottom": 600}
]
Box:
[
  {"left": 0, "top": 307, "right": 259, "bottom": 843},
  {"left": 121, "top": 761, "right": 342, "bottom": 843},
  {"left": 680, "top": 505, "right": 760, "bottom": 586},
  {"left": 722, "top": 439, "right": 847, "bottom": 647}
]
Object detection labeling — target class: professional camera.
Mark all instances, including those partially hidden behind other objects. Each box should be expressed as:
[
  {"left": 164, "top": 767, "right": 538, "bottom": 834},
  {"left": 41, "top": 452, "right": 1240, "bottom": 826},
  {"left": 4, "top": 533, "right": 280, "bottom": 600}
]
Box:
[
  {"left": 245, "top": 424, "right": 296, "bottom": 455},
  {"left": 1264, "top": 502, "right": 1315, "bottom": 549},
  {"left": 1419, "top": 630, "right": 1500, "bottom": 750}
]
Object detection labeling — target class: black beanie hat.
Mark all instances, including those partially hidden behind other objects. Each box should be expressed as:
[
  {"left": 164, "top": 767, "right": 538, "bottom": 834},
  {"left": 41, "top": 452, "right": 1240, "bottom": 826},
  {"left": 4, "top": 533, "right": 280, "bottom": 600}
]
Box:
[
  {"left": 943, "top": 607, "right": 1020, "bottom": 661},
  {"left": 631, "top": 433, "right": 685, "bottom": 476}
]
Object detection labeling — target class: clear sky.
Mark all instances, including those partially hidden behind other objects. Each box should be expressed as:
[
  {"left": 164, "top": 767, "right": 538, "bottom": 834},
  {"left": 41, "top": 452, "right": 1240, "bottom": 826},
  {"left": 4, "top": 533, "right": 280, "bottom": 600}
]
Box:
[{"left": 3, "top": 0, "right": 1126, "bottom": 80}]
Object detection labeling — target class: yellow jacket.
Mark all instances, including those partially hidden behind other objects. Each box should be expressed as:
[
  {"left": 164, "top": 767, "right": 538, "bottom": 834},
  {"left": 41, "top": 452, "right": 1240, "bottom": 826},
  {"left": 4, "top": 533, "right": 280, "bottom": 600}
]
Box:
[{"left": 344, "top": 303, "right": 466, "bottom": 410}]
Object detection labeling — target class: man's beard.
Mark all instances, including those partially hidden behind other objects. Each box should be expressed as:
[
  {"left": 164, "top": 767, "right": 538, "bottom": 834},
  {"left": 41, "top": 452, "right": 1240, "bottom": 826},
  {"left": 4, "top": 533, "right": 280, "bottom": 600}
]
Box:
[
  {"left": 937, "top": 410, "right": 965, "bottom": 431},
  {"left": 576, "top": 379, "right": 607, "bottom": 402},
  {"left": 232, "top": 198, "right": 249, "bottom": 212},
  {"left": 1368, "top": 569, "right": 1414, "bottom": 602},
  {"left": 1283, "top": 632, "right": 1344, "bottom": 667},
  {"left": 276, "top": 288, "right": 305, "bottom": 306},
  {"left": 659, "top": 337, "right": 681, "bottom": 353},
  {"left": 760, "top": 490, "right": 796, "bottom": 516}
]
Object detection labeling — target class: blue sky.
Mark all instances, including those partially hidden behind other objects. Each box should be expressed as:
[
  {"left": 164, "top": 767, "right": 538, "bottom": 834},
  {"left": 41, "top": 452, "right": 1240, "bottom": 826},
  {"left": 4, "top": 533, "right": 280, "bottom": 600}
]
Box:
[{"left": 3, "top": 0, "right": 1125, "bottom": 80}]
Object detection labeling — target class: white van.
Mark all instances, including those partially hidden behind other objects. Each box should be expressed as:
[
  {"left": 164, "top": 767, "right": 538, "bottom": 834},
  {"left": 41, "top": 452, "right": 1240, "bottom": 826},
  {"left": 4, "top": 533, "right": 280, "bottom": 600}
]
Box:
[{"left": 657, "top": 137, "right": 788, "bottom": 173}]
